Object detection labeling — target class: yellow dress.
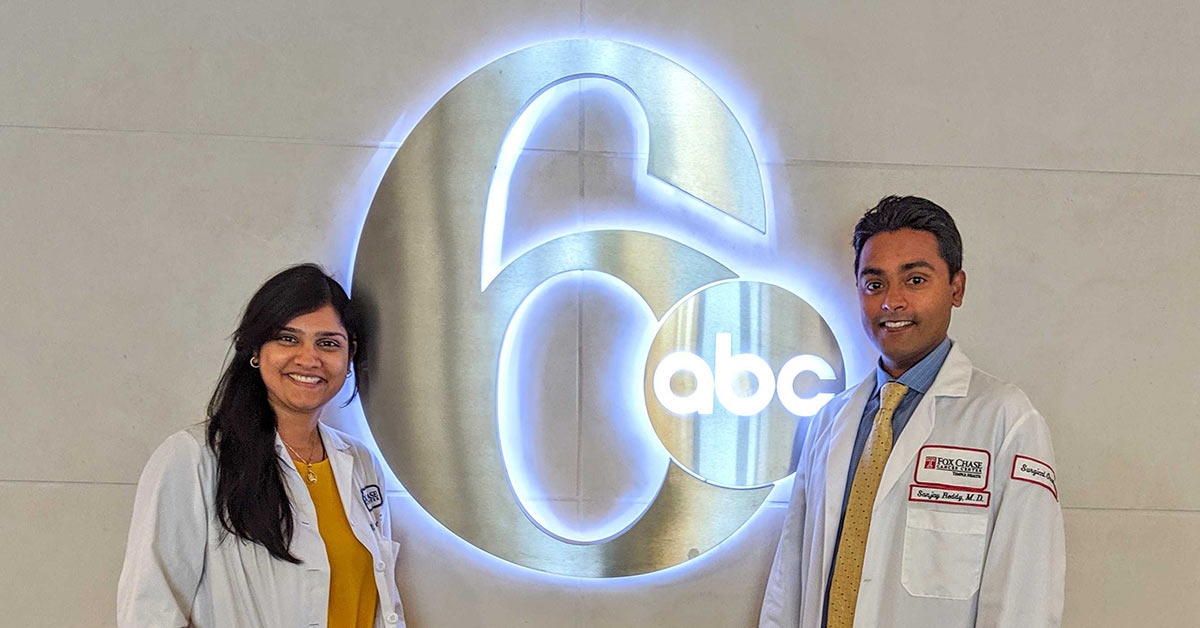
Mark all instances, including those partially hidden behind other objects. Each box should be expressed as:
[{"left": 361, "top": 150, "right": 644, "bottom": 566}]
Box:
[{"left": 294, "top": 458, "right": 378, "bottom": 628}]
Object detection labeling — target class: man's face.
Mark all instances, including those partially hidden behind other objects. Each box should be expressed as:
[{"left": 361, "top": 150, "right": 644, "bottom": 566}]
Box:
[{"left": 857, "top": 228, "right": 965, "bottom": 377}]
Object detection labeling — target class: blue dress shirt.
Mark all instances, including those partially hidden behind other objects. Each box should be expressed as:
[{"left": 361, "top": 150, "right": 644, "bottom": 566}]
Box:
[{"left": 820, "top": 337, "right": 954, "bottom": 626}]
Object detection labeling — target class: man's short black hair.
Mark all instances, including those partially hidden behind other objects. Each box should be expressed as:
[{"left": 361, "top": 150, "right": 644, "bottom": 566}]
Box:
[{"left": 852, "top": 195, "right": 963, "bottom": 278}]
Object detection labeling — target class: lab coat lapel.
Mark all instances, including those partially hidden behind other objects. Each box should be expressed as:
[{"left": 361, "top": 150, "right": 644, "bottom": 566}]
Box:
[
  {"left": 321, "top": 426, "right": 359, "bottom": 524},
  {"left": 822, "top": 375, "right": 875, "bottom": 562},
  {"left": 876, "top": 396, "right": 932, "bottom": 505},
  {"left": 874, "top": 344, "right": 973, "bottom": 506},
  {"left": 273, "top": 432, "right": 311, "bottom": 513},
  {"left": 321, "top": 424, "right": 381, "bottom": 555}
]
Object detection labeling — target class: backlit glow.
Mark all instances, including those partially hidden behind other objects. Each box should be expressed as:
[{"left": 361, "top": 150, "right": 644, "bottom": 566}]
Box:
[
  {"left": 481, "top": 77, "right": 770, "bottom": 293},
  {"left": 713, "top": 332, "right": 777, "bottom": 416},
  {"left": 497, "top": 270, "right": 668, "bottom": 544},
  {"left": 359, "top": 38, "right": 864, "bottom": 580},
  {"left": 486, "top": 67, "right": 834, "bottom": 548},
  {"left": 650, "top": 338, "right": 838, "bottom": 418},
  {"left": 776, "top": 354, "right": 837, "bottom": 417},
  {"left": 652, "top": 351, "right": 716, "bottom": 415}
]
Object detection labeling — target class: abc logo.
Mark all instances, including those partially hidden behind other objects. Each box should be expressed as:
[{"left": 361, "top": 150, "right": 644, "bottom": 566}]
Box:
[
  {"left": 652, "top": 331, "right": 837, "bottom": 417},
  {"left": 643, "top": 280, "right": 844, "bottom": 488}
]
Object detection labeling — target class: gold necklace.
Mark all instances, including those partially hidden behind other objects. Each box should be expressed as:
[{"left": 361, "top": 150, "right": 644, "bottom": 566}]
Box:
[{"left": 282, "top": 430, "right": 322, "bottom": 484}]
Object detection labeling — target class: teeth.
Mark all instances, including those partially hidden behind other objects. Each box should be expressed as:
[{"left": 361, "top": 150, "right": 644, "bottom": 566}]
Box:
[
  {"left": 884, "top": 321, "right": 913, "bottom": 328},
  {"left": 288, "top": 374, "right": 322, "bottom": 383}
]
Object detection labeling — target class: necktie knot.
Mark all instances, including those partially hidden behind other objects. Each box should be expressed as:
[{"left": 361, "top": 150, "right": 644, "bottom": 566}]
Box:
[{"left": 879, "top": 381, "right": 909, "bottom": 414}]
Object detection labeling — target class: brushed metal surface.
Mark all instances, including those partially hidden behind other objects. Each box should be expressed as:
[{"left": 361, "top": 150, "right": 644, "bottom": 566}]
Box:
[{"left": 353, "top": 40, "right": 796, "bottom": 576}]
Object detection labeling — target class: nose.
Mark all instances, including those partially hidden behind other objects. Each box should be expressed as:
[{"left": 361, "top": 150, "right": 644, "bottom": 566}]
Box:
[
  {"left": 293, "top": 341, "right": 322, "bottom": 367},
  {"left": 881, "top": 285, "right": 907, "bottom": 312}
]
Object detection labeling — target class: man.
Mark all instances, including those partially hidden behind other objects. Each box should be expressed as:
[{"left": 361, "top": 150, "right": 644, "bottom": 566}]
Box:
[{"left": 759, "top": 196, "right": 1064, "bottom": 627}]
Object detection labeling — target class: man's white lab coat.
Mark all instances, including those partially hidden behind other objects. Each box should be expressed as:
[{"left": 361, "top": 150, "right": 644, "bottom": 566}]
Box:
[{"left": 760, "top": 345, "right": 1064, "bottom": 627}]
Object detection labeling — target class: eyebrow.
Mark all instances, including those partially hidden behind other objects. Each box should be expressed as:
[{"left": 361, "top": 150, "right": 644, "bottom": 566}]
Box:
[
  {"left": 278, "top": 326, "right": 348, "bottom": 340},
  {"left": 900, "top": 261, "right": 936, "bottom": 272},
  {"left": 858, "top": 261, "right": 937, "bottom": 278}
]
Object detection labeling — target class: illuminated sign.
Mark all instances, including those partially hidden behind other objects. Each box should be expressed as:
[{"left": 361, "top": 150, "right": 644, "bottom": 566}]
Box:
[
  {"left": 644, "top": 279, "right": 842, "bottom": 489},
  {"left": 650, "top": 291, "right": 839, "bottom": 419},
  {"left": 352, "top": 39, "right": 844, "bottom": 576},
  {"left": 652, "top": 336, "right": 836, "bottom": 417}
]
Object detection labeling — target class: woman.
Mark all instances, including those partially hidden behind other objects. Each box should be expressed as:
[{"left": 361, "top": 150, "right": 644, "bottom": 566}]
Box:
[{"left": 118, "top": 264, "right": 405, "bottom": 628}]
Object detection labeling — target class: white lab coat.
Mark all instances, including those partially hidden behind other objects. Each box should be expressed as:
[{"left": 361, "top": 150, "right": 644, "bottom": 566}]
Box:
[
  {"left": 760, "top": 344, "right": 1064, "bottom": 627},
  {"left": 118, "top": 423, "right": 406, "bottom": 628}
]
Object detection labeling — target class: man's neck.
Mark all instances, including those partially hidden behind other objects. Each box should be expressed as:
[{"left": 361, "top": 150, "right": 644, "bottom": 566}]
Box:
[{"left": 880, "top": 336, "right": 951, "bottom": 382}]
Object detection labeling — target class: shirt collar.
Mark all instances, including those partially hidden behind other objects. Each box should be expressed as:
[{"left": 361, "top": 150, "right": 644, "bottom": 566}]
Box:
[{"left": 874, "top": 337, "right": 954, "bottom": 396}]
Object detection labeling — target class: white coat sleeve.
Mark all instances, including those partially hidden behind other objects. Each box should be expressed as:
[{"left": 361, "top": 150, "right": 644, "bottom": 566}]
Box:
[
  {"left": 976, "top": 412, "right": 1065, "bottom": 628},
  {"left": 758, "top": 423, "right": 812, "bottom": 628},
  {"left": 117, "top": 431, "right": 210, "bottom": 628}
]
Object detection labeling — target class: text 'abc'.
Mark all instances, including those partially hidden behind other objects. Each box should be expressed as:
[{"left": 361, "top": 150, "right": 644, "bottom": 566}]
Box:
[{"left": 653, "top": 332, "right": 837, "bottom": 417}]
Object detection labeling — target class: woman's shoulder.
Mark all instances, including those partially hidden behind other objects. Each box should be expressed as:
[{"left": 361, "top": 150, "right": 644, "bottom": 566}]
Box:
[
  {"left": 140, "top": 423, "right": 215, "bottom": 480},
  {"left": 160, "top": 423, "right": 210, "bottom": 455}
]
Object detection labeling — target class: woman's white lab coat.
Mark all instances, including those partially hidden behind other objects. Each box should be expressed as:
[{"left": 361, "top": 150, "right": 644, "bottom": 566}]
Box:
[
  {"left": 118, "top": 423, "right": 405, "bottom": 628},
  {"left": 759, "top": 345, "right": 1065, "bottom": 627}
]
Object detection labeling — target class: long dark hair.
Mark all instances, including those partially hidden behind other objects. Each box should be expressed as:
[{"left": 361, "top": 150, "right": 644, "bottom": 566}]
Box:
[{"left": 206, "top": 264, "right": 367, "bottom": 562}]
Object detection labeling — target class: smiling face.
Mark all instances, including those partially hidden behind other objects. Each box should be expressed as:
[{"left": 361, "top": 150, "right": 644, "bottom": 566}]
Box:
[
  {"left": 255, "top": 303, "right": 353, "bottom": 425},
  {"left": 857, "top": 228, "right": 965, "bottom": 377}
]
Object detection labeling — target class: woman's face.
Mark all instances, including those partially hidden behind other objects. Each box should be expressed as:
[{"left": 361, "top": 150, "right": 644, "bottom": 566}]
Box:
[{"left": 256, "top": 303, "right": 353, "bottom": 424}]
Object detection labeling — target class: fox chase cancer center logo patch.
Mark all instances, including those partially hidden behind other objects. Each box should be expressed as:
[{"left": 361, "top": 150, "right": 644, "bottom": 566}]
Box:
[{"left": 913, "top": 445, "right": 990, "bottom": 491}]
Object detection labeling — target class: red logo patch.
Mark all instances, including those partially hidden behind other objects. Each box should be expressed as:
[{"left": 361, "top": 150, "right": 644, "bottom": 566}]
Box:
[{"left": 924, "top": 456, "right": 937, "bottom": 469}]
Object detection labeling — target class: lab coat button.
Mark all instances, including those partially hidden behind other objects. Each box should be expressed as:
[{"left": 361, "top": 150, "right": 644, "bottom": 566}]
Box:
[
  {"left": 385, "top": 612, "right": 399, "bottom": 623},
  {"left": 376, "top": 560, "right": 386, "bottom": 571}
]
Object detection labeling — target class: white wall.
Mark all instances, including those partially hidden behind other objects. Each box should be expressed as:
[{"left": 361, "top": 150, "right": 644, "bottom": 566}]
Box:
[{"left": 2, "top": 2, "right": 1198, "bottom": 626}]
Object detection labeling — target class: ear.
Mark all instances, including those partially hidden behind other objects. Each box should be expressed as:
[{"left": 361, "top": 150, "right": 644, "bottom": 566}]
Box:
[
  {"left": 348, "top": 340, "right": 358, "bottom": 363},
  {"left": 950, "top": 270, "right": 966, "bottom": 307}
]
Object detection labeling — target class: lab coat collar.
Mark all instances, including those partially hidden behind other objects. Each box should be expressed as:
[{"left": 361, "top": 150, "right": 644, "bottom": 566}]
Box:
[
  {"left": 926, "top": 342, "right": 972, "bottom": 400},
  {"left": 872, "top": 337, "right": 953, "bottom": 396},
  {"left": 316, "top": 422, "right": 354, "bottom": 452}
]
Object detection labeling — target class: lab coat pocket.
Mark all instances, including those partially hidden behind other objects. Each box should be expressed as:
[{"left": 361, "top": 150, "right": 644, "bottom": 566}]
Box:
[{"left": 901, "top": 508, "right": 988, "bottom": 600}]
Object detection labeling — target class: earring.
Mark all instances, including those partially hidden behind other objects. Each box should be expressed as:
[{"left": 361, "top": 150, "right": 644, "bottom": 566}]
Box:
[
  {"left": 346, "top": 368, "right": 352, "bottom": 376},
  {"left": 250, "top": 355, "right": 260, "bottom": 368}
]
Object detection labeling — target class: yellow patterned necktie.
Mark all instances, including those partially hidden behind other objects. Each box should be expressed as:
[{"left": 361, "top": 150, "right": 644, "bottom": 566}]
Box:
[{"left": 826, "top": 381, "right": 909, "bottom": 628}]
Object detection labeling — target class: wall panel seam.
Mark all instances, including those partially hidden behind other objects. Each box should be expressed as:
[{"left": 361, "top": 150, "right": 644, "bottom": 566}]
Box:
[
  {"left": 0, "top": 478, "right": 135, "bottom": 486},
  {"left": 0, "top": 123, "right": 402, "bottom": 150},
  {"left": 1063, "top": 506, "right": 1200, "bottom": 514},
  {"left": 784, "top": 157, "right": 1200, "bottom": 180},
  {"left": 7, "top": 123, "right": 1200, "bottom": 180}
]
